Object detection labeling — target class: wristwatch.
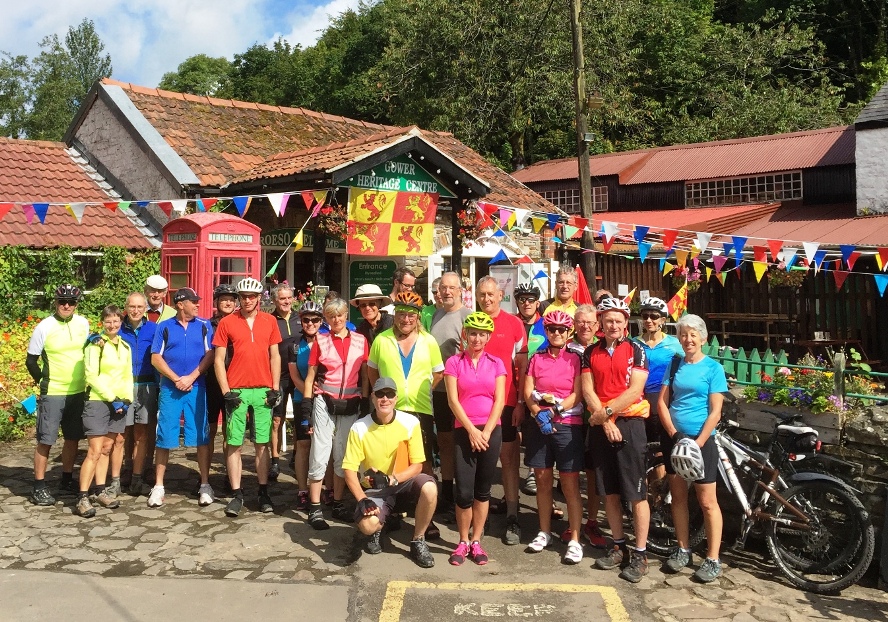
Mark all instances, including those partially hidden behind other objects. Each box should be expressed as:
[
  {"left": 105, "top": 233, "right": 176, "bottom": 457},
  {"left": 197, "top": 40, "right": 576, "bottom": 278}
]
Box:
[
  {"left": 604, "top": 406, "right": 614, "bottom": 417},
  {"left": 390, "top": 475, "right": 399, "bottom": 487}
]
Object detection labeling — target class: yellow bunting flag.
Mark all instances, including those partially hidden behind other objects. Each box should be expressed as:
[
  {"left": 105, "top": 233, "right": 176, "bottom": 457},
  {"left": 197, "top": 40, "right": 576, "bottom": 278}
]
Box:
[
  {"left": 674, "top": 249, "right": 688, "bottom": 267},
  {"left": 292, "top": 230, "right": 304, "bottom": 252},
  {"left": 532, "top": 217, "right": 546, "bottom": 233},
  {"left": 689, "top": 245, "right": 701, "bottom": 261},
  {"left": 662, "top": 262, "right": 675, "bottom": 276},
  {"left": 346, "top": 187, "right": 437, "bottom": 256},
  {"left": 705, "top": 266, "right": 712, "bottom": 282},
  {"left": 667, "top": 282, "right": 688, "bottom": 320},
  {"left": 752, "top": 261, "right": 768, "bottom": 283}
]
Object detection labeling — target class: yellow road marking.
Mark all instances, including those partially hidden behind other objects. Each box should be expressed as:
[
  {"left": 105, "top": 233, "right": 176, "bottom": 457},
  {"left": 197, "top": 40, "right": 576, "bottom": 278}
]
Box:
[{"left": 379, "top": 581, "right": 630, "bottom": 622}]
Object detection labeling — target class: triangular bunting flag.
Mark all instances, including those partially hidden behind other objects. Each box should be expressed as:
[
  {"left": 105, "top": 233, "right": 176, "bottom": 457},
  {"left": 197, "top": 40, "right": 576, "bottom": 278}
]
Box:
[
  {"left": 292, "top": 230, "right": 304, "bottom": 252},
  {"left": 103, "top": 202, "right": 119, "bottom": 211},
  {"left": 802, "top": 242, "right": 820, "bottom": 265},
  {"left": 833, "top": 270, "right": 850, "bottom": 291},
  {"left": 546, "top": 214, "right": 561, "bottom": 230},
  {"left": 492, "top": 229, "right": 506, "bottom": 238},
  {"left": 662, "top": 262, "right": 675, "bottom": 276},
  {"left": 564, "top": 225, "right": 580, "bottom": 239},
  {"left": 877, "top": 253, "right": 884, "bottom": 272},
  {"left": 515, "top": 255, "right": 533, "bottom": 264},
  {"left": 33, "top": 203, "right": 49, "bottom": 224},
  {"left": 602, "top": 235, "right": 617, "bottom": 253},
  {"left": 233, "top": 196, "right": 250, "bottom": 217},
  {"left": 722, "top": 241, "right": 733, "bottom": 257},
  {"left": 633, "top": 226, "right": 649, "bottom": 243},
  {"left": 840, "top": 245, "right": 856, "bottom": 268},
  {"left": 753, "top": 245, "right": 767, "bottom": 263},
  {"left": 66, "top": 203, "right": 86, "bottom": 224},
  {"left": 170, "top": 199, "right": 188, "bottom": 215},
  {"left": 689, "top": 245, "right": 701, "bottom": 261},
  {"left": 267, "top": 193, "right": 289, "bottom": 217},
  {"left": 705, "top": 267, "right": 712, "bottom": 281},
  {"left": 572, "top": 216, "right": 588, "bottom": 231},
  {"left": 674, "top": 249, "right": 688, "bottom": 267},
  {"left": 158, "top": 202, "right": 173, "bottom": 217},
  {"left": 533, "top": 270, "right": 548, "bottom": 280},
  {"left": 812, "top": 249, "right": 828, "bottom": 273},
  {"left": 194, "top": 198, "right": 206, "bottom": 212},
  {"left": 659, "top": 258, "right": 666, "bottom": 274},
  {"left": 202, "top": 198, "right": 218, "bottom": 211},
  {"left": 878, "top": 248, "right": 888, "bottom": 272},
  {"left": 531, "top": 217, "right": 546, "bottom": 233},
  {"left": 21, "top": 394, "right": 38, "bottom": 415},
  {"left": 22, "top": 204, "right": 35, "bottom": 224},
  {"left": 118, "top": 201, "right": 131, "bottom": 212},
  {"left": 846, "top": 251, "right": 861, "bottom": 271},
  {"left": 489, "top": 249, "right": 509, "bottom": 265},
  {"left": 767, "top": 239, "right": 783, "bottom": 262},
  {"left": 875, "top": 274, "right": 888, "bottom": 297},
  {"left": 498, "top": 208, "right": 511, "bottom": 228},
  {"left": 0, "top": 203, "right": 12, "bottom": 221},
  {"left": 506, "top": 212, "right": 517, "bottom": 230},
  {"left": 638, "top": 241, "right": 652, "bottom": 263},
  {"left": 695, "top": 232, "right": 712, "bottom": 255},
  {"left": 514, "top": 208, "right": 530, "bottom": 229},
  {"left": 301, "top": 191, "right": 315, "bottom": 210},
  {"left": 313, "top": 190, "right": 328, "bottom": 206},
  {"left": 716, "top": 271, "right": 726, "bottom": 286},
  {"left": 601, "top": 221, "right": 619, "bottom": 241},
  {"left": 662, "top": 229, "right": 679, "bottom": 251},
  {"left": 782, "top": 247, "right": 799, "bottom": 269},
  {"left": 712, "top": 255, "right": 728, "bottom": 273},
  {"left": 731, "top": 236, "right": 747, "bottom": 256},
  {"left": 752, "top": 261, "right": 768, "bottom": 283}
]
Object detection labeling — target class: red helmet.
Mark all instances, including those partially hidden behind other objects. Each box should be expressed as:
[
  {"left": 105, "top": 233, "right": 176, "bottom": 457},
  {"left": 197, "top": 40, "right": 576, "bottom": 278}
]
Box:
[{"left": 542, "top": 310, "right": 573, "bottom": 329}]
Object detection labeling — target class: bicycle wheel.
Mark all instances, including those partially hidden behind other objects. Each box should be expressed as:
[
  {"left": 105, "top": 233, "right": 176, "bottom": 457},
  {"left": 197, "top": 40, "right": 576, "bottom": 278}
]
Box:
[
  {"left": 766, "top": 479, "right": 875, "bottom": 593},
  {"left": 645, "top": 453, "right": 705, "bottom": 556}
]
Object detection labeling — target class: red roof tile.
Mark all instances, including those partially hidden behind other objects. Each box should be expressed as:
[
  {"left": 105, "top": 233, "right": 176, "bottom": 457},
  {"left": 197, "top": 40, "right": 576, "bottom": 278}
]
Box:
[
  {"left": 513, "top": 126, "right": 854, "bottom": 185},
  {"left": 0, "top": 138, "right": 154, "bottom": 249},
  {"left": 601, "top": 204, "right": 781, "bottom": 234},
  {"left": 733, "top": 202, "right": 888, "bottom": 247}
]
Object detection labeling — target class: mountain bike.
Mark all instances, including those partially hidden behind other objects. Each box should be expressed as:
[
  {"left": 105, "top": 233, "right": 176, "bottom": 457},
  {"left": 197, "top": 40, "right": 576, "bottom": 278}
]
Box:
[{"left": 645, "top": 410, "right": 875, "bottom": 593}]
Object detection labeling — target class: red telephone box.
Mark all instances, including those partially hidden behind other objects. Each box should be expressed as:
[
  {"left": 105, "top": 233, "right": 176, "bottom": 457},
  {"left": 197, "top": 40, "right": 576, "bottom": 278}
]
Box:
[{"left": 161, "top": 213, "right": 262, "bottom": 313}]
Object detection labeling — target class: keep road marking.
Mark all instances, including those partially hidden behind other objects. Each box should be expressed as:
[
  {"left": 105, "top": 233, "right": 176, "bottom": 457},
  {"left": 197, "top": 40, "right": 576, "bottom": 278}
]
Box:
[{"left": 379, "top": 581, "right": 630, "bottom": 622}]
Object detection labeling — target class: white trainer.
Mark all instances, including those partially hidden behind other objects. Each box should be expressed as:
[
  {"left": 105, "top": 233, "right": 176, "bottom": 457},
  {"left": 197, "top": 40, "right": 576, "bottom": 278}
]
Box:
[
  {"left": 198, "top": 484, "right": 215, "bottom": 507},
  {"left": 526, "top": 531, "right": 553, "bottom": 553},
  {"left": 563, "top": 540, "right": 584, "bottom": 564},
  {"left": 147, "top": 485, "right": 165, "bottom": 508}
]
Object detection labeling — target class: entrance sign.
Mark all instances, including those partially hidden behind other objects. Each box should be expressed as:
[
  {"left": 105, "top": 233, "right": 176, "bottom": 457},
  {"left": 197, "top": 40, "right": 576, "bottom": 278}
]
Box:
[
  {"left": 342, "top": 154, "right": 456, "bottom": 198},
  {"left": 348, "top": 259, "right": 397, "bottom": 323}
]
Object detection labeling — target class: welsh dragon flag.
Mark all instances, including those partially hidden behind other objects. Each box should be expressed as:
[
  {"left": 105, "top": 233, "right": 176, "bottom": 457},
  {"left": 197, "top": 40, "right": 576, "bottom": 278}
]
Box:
[{"left": 346, "top": 187, "right": 438, "bottom": 256}]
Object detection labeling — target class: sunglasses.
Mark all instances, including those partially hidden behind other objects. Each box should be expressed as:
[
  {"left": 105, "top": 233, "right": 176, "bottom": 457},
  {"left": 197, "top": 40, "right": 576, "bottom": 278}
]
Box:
[
  {"left": 374, "top": 389, "right": 397, "bottom": 399},
  {"left": 57, "top": 300, "right": 78, "bottom": 306},
  {"left": 516, "top": 297, "right": 538, "bottom": 304},
  {"left": 641, "top": 313, "right": 662, "bottom": 320},
  {"left": 358, "top": 301, "right": 378, "bottom": 309},
  {"left": 546, "top": 326, "right": 569, "bottom": 334},
  {"left": 301, "top": 316, "right": 322, "bottom": 324}
]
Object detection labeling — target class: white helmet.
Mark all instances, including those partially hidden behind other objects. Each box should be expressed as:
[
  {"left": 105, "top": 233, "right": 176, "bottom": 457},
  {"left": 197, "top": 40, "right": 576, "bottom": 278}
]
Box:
[
  {"left": 236, "top": 277, "right": 264, "bottom": 294},
  {"left": 671, "top": 437, "right": 705, "bottom": 481},
  {"left": 596, "top": 297, "right": 631, "bottom": 318},
  {"left": 640, "top": 297, "right": 668, "bottom": 315}
]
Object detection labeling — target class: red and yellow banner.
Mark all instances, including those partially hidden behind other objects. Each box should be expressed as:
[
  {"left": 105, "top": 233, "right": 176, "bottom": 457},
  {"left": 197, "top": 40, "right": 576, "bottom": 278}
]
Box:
[{"left": 346, "top": 187, "right": 438, "bottom": 256}]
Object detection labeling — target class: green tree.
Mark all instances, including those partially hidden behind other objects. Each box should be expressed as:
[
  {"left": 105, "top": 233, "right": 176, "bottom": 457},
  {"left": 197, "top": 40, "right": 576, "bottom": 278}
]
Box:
[
  {"left": 229, "top": 40, "right": 306, "bottom": 105},
  {"left": 0, "top": 52, "right": 30, "bottom": 138},
  {"left": 158, "top": 54, "right": 232, "bottom": 97}
]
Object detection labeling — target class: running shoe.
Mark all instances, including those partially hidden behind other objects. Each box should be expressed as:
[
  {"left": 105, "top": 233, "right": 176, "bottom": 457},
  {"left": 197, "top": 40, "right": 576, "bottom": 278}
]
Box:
[
  {"left": 366, "top": 530, "right": 383, "bottom": 555},
  {"left": 225, "top": 496, "right": 244, "bottom": 517},
  {"left": 198, "top": 484, "right": 215, "bottom": 507},
  {"left": 147, "top": 485, "right": 165, "bottom": 508},
  {"left": 449, "top": 541, "right": 470, "bottom": 566},
  {"left": 268, "top": 461, "right": 280, "bottom": 482},
  {"left": 105, "top": 479, "right": 121, "bottom": 498},
  {"left": 503, "top": 515, "right": 521, "bottom": 546},
  {"left": 665, "top": 548, "right": 691, "bottom": 573},
  {"left": 94, "top": 489, "right": 120, "bottom": 509},
  {"left": 308, "top": 508, "right": 330, "bottom": 530},
  {"left": 75, "top": 495, "right": 96, "bottom": 518},
  {"left": 619, "top": 550, "right": 649, "bottom": 583},
  {"left": 526, "top": 531, "right": 553, "bottom": 553},
  {"left": 410, "top": 538, "right": 435, "bottom": 568},
  {"left": 595, "top": 543, "right": 626, "bottom": 570},
  {"left": 521, "top": 472, "right": 537, "bottom": 495},
  {"left": 469, "top": 541, "right": 489, "bottom": 565},
  {"left": 331, "top": 501, "right": 353, "bottom": 522},
  {"left": 583, "top": 519, "right": 607, "bottom": 548},
  {"left": 694, "top": 558, "right": 722, "bottom": 583},
  {"left": 29, "top": 486, "right": 56, "bottom": 506},
  {"left": 258, "top": 491, "right": 274, "bottom": 513},
  {"left": 563, "top": 540, "right": 583, "bottom": 565},
  {"left": 295, "top": 490, "right": 309, "bottom": 512}
]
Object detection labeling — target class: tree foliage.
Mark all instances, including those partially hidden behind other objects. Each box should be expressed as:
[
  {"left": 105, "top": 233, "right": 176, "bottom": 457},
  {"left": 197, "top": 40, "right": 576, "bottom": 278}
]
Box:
[
  {"left": 158, "top": 54, "right": 232, "bottom": 97},
  {"left": 0, "top": 19, "right": 111, "bottom": 141}
]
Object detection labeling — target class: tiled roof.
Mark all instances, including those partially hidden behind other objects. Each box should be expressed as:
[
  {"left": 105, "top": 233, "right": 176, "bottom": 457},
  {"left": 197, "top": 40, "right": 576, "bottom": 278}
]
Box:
[
  {"left": 0, "top": 138, "right": 156, "bottom": 249},
  {"left": 231, "top": 126, "right": 561, "bottom": 214},
  {"left": 855, "top": 82, "right": 888, "bottom": 125},
  {"left": 100, "top": 78, "right": 396, "bottom": 188},
  {"left": 733, "top": 202, "right": 888, "bottom": 246},
  {"left": 601, "top": 203, "right": 781, "bottom": 236},
  {"left": 513, "top": 126, "right": 854, "bottom": 186}
]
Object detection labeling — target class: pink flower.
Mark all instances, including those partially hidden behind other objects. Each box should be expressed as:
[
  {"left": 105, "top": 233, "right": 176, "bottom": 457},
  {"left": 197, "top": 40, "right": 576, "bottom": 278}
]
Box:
[{"left": 778, "top": 367, "right": 791, "bottom": 375}]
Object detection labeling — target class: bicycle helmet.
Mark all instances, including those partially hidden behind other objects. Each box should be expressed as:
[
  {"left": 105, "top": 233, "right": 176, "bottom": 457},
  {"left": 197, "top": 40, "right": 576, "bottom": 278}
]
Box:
[
  {"left": 298, "top": 300, "right": 324, "bottom": 316},
  {"left": 236, "top": 277, "right": 264, "bottom": 294},
  {"left": 54, "top": 284, "right": 82, "bottom": 302},
  {"left": 671, "top": 437, "right": 706, "bottom": 481},
  {"left": 514, "top": 284, "right": 541, "bottom": 300},
  {"left": 543, "top": 310, "right": 574, "bottom": 329},
  {"left": 213, "top": 283, "right": 238, "bottom": 299},
  {"left": 392, "top": 291, "right": 424, "bottom": 312},
  {"left": 596, "top": 297, "right": 631, "bottom": 318},
  {"left": 640, "top": 297, "right": 668, "bottom": 315},
  {"left": 463, "top": 311, "right": 495, "bottom": 332}
]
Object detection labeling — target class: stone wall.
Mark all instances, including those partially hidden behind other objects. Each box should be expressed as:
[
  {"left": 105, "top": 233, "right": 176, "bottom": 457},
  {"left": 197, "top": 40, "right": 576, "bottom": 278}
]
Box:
[{"left": 856, "top": 126, "right": 888, "bottom": 215}]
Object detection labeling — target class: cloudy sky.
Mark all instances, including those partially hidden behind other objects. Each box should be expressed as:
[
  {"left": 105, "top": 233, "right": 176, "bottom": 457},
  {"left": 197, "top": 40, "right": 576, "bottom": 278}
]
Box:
[{"left": 0, "top": 0, "right": 362, "bottom": 88}]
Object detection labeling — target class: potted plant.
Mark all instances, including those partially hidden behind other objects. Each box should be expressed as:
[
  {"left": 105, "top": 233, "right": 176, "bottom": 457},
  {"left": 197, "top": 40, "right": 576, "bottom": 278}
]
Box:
[
  {"left": 768, "top": 262, "right": 807, "bottom": 292},
  {"left": 671, "top": 265, "right": 702, "bottom": 292}
]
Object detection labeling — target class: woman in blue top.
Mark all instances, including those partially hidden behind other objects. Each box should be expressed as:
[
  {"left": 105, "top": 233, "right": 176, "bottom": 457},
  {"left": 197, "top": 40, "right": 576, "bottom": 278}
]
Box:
[
  {"left": 657, "top": 314, "right": 728, "bottom": 584},
  {"left": 289, "top": 301, "right": 324, "bottom": 511}
]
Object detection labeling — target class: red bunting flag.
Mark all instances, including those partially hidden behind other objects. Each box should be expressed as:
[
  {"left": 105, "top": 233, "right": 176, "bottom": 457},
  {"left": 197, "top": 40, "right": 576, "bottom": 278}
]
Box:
[
  {"left": 752, "top": 245, "right": 767, "bottom": 263},
  {"left": 202, "top": 198, "right": 218, "bottom": 210},
  {"left": 0, "top": 203, "right": 13, "bottom": 221},
  {"left": 661, "top": 229, "right": 678, "bottom": 251},
  {"left": 879, "top": 248, "right": 888, "bottom": 271},
  {"left": 157, "top": 201, "right": 173, "bottom": 217},
  {"left": 846, "top": 251, "right": 861, "bottom": 271},
  {"left": 572, "top": 216, "right": 589, "bottom": 231},
  {"left": 515, "top": 255, "right": 533, "bottom": 264},
  {"left": 103, "top": 202, "right": 118, "bottom": 211},
  {"left": 767, "top": 239, "right": 783, "bottom": 262},
  {"left": 833, "top": 270, "right": 850, "bottom": 291}
]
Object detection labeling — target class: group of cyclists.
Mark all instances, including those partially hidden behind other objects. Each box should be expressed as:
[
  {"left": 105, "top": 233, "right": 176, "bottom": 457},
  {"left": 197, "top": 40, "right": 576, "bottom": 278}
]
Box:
[{"left": 26, "top": 265, "right": 727, "bottom": 579}]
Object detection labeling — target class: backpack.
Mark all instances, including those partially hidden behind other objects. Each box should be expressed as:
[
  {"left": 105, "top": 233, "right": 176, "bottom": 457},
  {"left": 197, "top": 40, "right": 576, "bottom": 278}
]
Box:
[{"left": 666, "top": 354, "right": 682, "bottom": 407}]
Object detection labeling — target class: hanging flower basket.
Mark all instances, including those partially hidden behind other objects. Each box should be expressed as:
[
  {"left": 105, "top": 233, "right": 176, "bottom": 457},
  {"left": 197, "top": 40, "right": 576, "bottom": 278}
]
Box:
[
  {"left": 767, "top": 263, "right": 807, "bottom": 289},
  {"left": 457, "top": 205, "right": 486, "bottom": 248},
  {"left": 671, "top": 265, "right": 702, "bottom": 292}
]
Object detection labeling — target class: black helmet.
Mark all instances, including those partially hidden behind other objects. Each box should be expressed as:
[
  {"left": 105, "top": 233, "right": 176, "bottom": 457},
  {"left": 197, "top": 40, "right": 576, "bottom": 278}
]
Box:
[
  {"left": 54, "top": 284, "right": 82, "bottom": 302},
  {"left": 213, "top": 283, "right": 238, "bottom": 299},
  {"left": 514, "top": 284, "right": 540, "bottom": 300}
]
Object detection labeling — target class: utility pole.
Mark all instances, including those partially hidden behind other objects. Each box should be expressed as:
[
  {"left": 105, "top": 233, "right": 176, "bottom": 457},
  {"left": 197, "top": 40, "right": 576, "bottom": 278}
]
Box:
[{"left": 568, "top": 0, "right": 597, "bottom": 284}]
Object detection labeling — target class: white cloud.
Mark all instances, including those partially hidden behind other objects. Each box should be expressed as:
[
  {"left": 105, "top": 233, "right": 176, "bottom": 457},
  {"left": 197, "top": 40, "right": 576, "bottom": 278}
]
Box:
[{"left": 0, "top": 0, "right": 354, "bottom": 87}]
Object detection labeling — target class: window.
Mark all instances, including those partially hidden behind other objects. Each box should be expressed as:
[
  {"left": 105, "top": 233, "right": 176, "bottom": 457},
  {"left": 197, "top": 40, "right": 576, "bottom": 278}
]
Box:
[
  {"left": 539, "top": 186, "right": 608, "bottom": 213},
  {"left": 167, "top": 255, "right": 191, "bottom": 289},
  {"left": 213, "top": 256, "right": 252, "bottom": 288},
  {"left": 685, "top": 172, "right": 802, "bottom": 207}
]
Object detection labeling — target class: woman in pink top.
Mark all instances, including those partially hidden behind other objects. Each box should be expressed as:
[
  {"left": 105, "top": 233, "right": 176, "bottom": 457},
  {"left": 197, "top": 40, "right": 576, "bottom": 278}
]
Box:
[{"left": 443, "top": 312, "right": 505, "bottom": 566}]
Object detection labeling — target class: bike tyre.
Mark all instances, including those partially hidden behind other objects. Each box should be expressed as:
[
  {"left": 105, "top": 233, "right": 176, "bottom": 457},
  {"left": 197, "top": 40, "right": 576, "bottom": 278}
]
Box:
[
  {"left": 765, "top": 479, "right": 874, "bottom": 594},
  {"left": 645, "top": 453, "right": 706, "bottom": 556}
]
